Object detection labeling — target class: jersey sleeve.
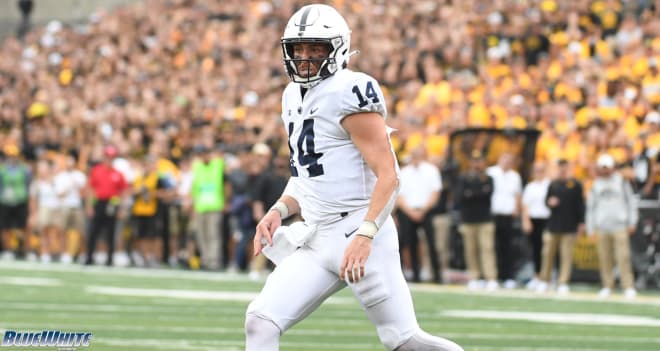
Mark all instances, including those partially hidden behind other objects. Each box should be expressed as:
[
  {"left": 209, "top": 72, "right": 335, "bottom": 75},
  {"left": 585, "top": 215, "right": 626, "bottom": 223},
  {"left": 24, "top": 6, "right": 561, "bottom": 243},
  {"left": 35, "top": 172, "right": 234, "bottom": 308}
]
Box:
[{"left": 339, "top": 72, "right": 387, "bottom": 119}]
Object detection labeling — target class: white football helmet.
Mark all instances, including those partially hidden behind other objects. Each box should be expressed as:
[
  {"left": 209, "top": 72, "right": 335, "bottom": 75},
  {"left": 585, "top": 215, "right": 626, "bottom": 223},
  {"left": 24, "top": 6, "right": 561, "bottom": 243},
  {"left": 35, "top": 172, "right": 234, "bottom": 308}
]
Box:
[{"left": 281, "top": 4, "right": 352, "bottom": 88}]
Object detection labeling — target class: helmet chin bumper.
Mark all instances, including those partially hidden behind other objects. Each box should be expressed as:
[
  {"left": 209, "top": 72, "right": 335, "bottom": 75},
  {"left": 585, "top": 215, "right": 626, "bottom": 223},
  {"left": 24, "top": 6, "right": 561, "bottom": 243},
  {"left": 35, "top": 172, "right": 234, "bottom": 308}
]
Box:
[{"left": 283, "top": 56, "right": 331, "bottom": 88}]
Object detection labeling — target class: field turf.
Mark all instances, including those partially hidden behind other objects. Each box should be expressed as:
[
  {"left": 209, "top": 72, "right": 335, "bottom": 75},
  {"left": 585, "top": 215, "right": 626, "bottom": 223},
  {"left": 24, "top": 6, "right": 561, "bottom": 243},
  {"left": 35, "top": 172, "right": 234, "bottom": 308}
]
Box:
[{"left": 1, "top": 261, "right": 659, "bottom": 350}]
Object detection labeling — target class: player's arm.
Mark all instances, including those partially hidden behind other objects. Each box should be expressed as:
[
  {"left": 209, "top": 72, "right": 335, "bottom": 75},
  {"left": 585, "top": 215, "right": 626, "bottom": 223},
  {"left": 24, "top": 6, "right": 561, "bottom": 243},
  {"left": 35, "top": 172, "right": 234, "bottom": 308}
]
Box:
[
  {"left": 252, "top": 179, "right": 301, "bottom": 257},
  {"left": 339, "top": 111, "right": 398, "bottom": 282},
  {"left": 267, "top": 188, "right": 302, "bottom": 221},
  {"left": 343, "top": 112, "right": 398, "bottom": 231}
]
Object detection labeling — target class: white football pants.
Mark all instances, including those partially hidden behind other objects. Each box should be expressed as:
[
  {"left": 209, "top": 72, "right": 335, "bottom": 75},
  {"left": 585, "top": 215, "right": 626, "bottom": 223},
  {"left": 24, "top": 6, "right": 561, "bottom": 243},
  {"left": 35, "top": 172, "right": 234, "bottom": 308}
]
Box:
[{"left": 247, "top": 208, "right": 420, "bottom": 350}]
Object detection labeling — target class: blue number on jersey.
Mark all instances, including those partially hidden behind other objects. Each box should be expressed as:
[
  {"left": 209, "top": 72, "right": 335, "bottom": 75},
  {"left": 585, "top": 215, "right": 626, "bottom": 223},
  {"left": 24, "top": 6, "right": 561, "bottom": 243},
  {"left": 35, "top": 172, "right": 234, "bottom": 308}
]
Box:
[
  {"left": 288, "top": 119, "right": 324, "bottom": 177},
  {"left": 351, "top": 81, "right": 380, "bottom": 108}
]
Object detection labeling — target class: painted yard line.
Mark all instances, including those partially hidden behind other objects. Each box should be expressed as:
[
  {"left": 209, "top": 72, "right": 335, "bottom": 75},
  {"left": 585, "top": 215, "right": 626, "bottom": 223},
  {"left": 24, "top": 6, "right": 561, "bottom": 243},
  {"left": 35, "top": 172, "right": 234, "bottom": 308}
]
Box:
[
  {"left": 0, "top": 302, "right": 386, "bottom": 323},
  {"left": 441, "top": 310, "right": 660, "bottom": 327},
  {"left": 0, "top": 301, "right": 366, "bottom": 318},
  {"left": 85, "top": 285, "right": 254, "bottom": 302},
  {"left": 6, "top": 298, "right": 659, "bottom": 321},
  {"left": 0, "top": 276, "right": 62, "bottom": 286},
  {"left": 5, "top": 302, "right": 660, "bottom": 333},
  {"left": 411, "top": 284, "right": 660, "bottom": 306},
  {"left": 2, "top": 317, "right": 371, "bottom": 328},
  {"left": 5, "top": 302, "right": 660, "bottom": 331},
  {"left": 84, "top": 285, "right": 354, "bottom": 305},
  {"left": 3, "top": 302, "right": 241, "bottom": 314},
  {"left": 96, "top": 338, "right": 239, "bottom": 351},
  {"left": 0, "top": 261, "right": 256, "bottom": 283},
  {"left": 3, "top": 322, "right": 658, "bottom": 344},
  {"left": 5, "top": 260, "right": 660, "bottom": 308},
  {"left": 1, "top": 312, "right": 365, "bottom": 328}
]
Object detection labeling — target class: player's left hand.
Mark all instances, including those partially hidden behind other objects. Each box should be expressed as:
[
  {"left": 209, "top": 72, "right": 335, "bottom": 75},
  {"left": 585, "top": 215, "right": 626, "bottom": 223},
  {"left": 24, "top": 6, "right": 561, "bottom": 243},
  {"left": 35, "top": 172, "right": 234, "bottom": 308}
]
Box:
[{"left": 340, "top": 236, "right": 372, "bottom": 283}]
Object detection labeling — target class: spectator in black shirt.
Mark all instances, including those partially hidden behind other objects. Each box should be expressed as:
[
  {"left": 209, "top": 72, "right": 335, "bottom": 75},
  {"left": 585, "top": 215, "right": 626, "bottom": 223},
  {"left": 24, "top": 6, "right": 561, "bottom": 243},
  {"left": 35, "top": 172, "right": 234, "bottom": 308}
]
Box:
[
  {"left": 249, "top": 146, "right": 288, "bottom": 280},
  {"left": 536, "top": 159, "right": 585, "bottom": 294},
  {"left": 456, "top": 151, "right": 498, "bottom": 291}
]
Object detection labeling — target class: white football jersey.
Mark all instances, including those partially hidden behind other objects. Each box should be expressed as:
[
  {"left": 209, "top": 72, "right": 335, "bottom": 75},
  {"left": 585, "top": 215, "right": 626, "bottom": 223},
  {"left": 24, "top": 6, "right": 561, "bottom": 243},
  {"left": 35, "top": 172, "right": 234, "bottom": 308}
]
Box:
[{"left": 281, "top": 69, "right": 390, "bottom": 224}]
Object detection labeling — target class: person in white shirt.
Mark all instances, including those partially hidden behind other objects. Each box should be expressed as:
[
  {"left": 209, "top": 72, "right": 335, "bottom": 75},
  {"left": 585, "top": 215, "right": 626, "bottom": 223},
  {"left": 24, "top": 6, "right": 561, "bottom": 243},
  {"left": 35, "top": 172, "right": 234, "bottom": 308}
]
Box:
[
  {"left": 587, "top": 154, "right": 638, "bottom": 299},
  {"left": 487, "top": 153, "right": 522, "bottom": 289},
  {"left": 520, "top": 162, "right": 550, "bottom": 290},
  {"left": 397, "top": 147, "right": 442, "bottom": 283},
  {"left": 53, "top": 156, "right": 87, "bottom": 264},
  {"left": 29, "top": 160, "right": 61, "bottom": 263}
]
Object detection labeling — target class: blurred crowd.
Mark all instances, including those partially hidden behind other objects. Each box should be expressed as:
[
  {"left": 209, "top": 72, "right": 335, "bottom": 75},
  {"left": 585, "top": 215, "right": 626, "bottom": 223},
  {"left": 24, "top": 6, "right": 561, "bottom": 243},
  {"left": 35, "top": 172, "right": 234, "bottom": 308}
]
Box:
[{"left": 1, "top": 0, "right": 660, "bottom": 292}]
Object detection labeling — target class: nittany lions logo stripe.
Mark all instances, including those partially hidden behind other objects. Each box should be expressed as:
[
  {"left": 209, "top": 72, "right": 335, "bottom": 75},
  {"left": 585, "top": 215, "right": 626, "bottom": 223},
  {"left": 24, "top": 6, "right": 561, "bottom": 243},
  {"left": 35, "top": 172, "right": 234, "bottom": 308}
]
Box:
[{"left": 297, "top": 7, "right": 312, "bottom": 35}]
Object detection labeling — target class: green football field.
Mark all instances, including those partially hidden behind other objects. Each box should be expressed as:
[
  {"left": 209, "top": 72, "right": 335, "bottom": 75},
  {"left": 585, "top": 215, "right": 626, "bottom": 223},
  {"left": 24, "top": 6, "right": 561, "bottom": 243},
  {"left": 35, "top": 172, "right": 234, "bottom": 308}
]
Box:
[{"left": 1, "top": 261, "right": 659, "bottom": 351}]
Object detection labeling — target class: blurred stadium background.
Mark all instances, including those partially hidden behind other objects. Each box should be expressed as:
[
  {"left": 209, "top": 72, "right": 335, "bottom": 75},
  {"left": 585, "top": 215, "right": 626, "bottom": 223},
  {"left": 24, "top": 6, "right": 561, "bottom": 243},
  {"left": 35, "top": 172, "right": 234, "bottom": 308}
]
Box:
[{"left": 1, "top": 0, "right": 660, "bottom": 350}]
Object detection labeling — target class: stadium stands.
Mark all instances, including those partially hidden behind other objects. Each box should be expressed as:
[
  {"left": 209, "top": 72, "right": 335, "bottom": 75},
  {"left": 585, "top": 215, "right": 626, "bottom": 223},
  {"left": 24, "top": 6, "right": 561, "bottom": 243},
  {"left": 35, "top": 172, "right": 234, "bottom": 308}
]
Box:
[{"left": 0, "top": 0, "right": 659, "bottom": 288}]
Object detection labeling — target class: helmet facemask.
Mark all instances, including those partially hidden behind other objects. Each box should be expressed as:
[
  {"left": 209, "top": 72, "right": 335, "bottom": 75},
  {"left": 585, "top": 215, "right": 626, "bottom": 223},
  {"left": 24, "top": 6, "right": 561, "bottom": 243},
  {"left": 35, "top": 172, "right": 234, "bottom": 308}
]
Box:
[{"left": 281, "top": 36, "right": 347, "bottom": 88}]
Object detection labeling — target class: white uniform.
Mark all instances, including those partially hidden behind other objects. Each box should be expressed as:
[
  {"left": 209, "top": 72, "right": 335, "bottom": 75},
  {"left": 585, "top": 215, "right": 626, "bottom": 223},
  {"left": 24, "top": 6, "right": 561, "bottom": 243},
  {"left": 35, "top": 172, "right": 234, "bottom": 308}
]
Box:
[
  {"left": 248, "top": 69, "right": 420, "bottom": 349},
  {"left": 282, "top": 69, "right": 389, "bottom": 224}
]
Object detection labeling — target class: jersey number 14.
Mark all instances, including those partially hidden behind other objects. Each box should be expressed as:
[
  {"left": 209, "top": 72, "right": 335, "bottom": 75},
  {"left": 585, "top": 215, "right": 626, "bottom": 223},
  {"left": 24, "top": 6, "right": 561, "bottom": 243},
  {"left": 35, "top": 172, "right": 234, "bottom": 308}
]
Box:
[
  {"left": 288, "top": 119, "right": 324, "bottom": 177},
  {"left": 352, "top": 81, "right": 380, "bottom": 108}
]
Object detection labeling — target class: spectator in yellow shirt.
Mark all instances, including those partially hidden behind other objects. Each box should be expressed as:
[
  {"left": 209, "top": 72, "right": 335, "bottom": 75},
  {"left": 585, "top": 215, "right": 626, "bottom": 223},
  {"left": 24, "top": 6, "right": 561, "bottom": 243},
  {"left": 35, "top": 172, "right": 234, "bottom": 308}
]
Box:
[
  {"left": 642, "top": 59, "right": 660, "bottom": 106},
  {"left": 131, "top": 156, "right": 170, "bottom": 267}
]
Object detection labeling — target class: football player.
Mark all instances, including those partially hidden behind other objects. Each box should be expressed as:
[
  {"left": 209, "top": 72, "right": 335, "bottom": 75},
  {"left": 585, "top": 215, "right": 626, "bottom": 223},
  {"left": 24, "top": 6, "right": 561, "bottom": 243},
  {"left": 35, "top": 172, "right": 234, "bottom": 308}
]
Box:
[{"left": 245, "top": 4, "right": 463, "bottom": 351}]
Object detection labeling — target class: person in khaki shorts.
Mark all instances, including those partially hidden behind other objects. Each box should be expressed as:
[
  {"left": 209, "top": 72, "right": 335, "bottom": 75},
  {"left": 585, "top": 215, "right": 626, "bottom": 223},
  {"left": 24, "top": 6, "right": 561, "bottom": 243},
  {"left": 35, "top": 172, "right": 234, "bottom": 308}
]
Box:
[
  {"left": 29, "top": 160, "right": 61, "bottom": 263},
  {"left": 587, "top": 154, "right": 638, "bottom": 299},
  {"left": 456, "top": 151, "right": 497, "bottom": 291},
  {"left": 536, "top": 159, "right": 585, "bottom": 294},
  {"left": 53, "top": 156, "right": 87, "bottom": 263}
]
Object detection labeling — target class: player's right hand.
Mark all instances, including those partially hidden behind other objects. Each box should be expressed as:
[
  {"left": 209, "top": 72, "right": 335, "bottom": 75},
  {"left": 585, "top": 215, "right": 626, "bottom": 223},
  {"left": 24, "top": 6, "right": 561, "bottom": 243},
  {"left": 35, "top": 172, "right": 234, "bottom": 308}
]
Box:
[{"left": 253, "top": 209, "right": 282, "bottom": 256}]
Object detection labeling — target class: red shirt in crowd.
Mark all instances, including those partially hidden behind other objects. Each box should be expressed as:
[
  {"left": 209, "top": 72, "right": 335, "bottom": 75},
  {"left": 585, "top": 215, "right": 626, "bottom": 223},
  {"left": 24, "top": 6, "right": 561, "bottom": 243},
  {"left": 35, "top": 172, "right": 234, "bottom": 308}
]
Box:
[{"left": 89, "top": 163, "right": 127, "bottom": 200}]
